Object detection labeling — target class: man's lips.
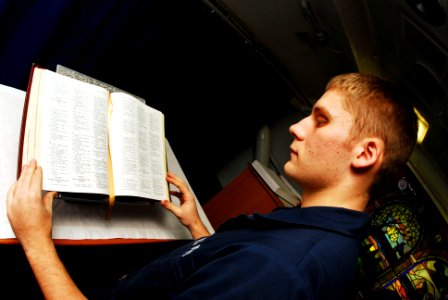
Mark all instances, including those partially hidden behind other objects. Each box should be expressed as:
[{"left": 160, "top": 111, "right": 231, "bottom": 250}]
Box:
[{"left": 290, "top": 148, "right": 298, "bottom": 156}]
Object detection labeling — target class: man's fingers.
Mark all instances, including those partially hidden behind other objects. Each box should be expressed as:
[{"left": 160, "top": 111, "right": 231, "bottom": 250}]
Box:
[
  {"left": 161, "top": 200, "right": 173, "bottom": 211},
  {"left": 167, "top": 173, "right": 194, "bottom": 202},
  {"left": 167, "top": 175, "right": 191, "bottom": 198},
  {"left": 17, "top": 160, "right": 37, "bottom": 191},
  {"left": 30, "top": 165, "right": 43, "bottom": 194},
  {"left": 167, "top": 172, "right": 186, "bottom": 188},
  {"left": 43, "top": 191, "right": 58, "bottom": 211},
  {"left": 161, "top": 200, "right": 180, "bottom": 216}
]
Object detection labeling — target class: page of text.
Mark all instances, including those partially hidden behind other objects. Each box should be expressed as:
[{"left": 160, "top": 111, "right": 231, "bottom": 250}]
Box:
[
  {"left": 37, "top": 69, "right": 110, "bottom": 194},
  {"left": 109, "top": 92, "right": 168, "bottom": 200}
]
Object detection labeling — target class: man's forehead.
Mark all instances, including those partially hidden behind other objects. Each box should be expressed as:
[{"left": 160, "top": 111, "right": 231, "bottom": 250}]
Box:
[{"left": 313, "top": 91, "right": 348, "bottom": 115}]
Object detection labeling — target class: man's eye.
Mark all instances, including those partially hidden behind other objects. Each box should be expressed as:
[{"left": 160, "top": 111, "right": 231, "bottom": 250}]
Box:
[{"left": 316, "top": 116, "right": 327, "bottom": 126}]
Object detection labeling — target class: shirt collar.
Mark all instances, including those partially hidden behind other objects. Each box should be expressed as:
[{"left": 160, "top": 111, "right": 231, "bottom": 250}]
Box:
[{"left": 218, "top": 206, "right": 372, "bottom": 239}]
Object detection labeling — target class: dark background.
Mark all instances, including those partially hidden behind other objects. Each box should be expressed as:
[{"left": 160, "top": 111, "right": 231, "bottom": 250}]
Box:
[
  {"left": 0, "top": 2, "right": 295, "bottom": 297},
  {"left": 0, "top": 0, "right": 296, "bottom": 204},
  {"left": 2, "top": 1, "right": 448, "bottom": 299}
]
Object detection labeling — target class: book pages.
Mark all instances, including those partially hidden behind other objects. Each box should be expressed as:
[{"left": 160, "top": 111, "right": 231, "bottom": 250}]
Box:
[
  {"left": 0, "top": 84, "right": 25, "bottom": 238},
  {"left": 0, "top": 83, "right": 214, "bottom": 240}
]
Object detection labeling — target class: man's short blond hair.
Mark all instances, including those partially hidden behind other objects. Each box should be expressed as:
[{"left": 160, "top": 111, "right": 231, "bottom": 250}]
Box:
[{"left": 326, "top": 73, "right": 418, "bottom": 181}]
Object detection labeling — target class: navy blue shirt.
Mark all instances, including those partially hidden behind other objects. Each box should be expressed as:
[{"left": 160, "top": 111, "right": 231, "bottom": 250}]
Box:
[{"left": 111, "top": 206, "right": 371, "bottom": 299}]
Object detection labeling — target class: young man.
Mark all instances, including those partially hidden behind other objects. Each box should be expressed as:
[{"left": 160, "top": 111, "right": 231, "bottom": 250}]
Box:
[{"left": 7, "top": 73, "right": 418, "bottom": 299}]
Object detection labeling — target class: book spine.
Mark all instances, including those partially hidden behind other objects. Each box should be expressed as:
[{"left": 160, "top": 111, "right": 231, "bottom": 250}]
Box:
[{"left": 17, "top": 64, "right": 39, "bottom": 177}]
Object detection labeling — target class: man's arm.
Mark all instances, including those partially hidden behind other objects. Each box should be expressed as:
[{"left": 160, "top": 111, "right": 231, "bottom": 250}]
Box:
[
  {"left": 7, "top": 160, "right": 86, "bottom": 300},
  {"left": 161, "top": 172, "right": 211, "bottom": 239},
  {"left": 170, "top": 246, "right": 308, "bottom": 299}
]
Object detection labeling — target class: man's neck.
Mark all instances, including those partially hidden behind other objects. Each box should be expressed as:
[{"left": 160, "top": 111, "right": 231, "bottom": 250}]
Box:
[{"left": 300, "top": 186, "right": 369, "bottom": 212}]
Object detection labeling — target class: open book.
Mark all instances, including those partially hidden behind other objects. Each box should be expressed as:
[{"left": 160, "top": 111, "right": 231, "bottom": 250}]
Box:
[
  {"left": 19, "top": 65, "right": 169, "bottom": 215},
  {"left": 1, "top": 82, "right": 214, "bottom": 240}
]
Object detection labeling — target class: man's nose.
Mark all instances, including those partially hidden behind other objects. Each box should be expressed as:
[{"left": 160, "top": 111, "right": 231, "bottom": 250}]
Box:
[{"left": 289, "top": 117, "right": 308, "bottom": 140}]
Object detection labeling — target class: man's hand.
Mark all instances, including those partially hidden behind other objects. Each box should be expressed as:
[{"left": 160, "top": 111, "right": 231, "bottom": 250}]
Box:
[
  {"left": 6, "top": 159, "right": 57, "bottom": 246},
  {"left": 161, "top": 172, "right": 211, "bottom": 239},
  {"left": 6, "top": 159, "right": 86, "bottom": 299}
]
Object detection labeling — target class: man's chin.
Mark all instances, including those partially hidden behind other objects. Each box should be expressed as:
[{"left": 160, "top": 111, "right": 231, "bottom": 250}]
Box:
[{"left": 283, "top": 161, "right": 293, "bottom": 176}]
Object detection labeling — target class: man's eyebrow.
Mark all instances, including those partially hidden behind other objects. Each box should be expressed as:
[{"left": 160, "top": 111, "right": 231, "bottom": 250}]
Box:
[{"left": 312, "top": 105, "right": 331, "bottom": 117}]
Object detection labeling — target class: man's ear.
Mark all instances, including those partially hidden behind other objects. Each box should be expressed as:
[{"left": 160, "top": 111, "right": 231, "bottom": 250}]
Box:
[{"left": 352, "top": 138, "right": 384, "bottom": 169}]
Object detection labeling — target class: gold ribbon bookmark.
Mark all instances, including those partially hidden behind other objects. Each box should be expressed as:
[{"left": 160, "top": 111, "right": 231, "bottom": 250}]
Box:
[{"left": 105, "top": 95, "right": 115, "bottom": 220}]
